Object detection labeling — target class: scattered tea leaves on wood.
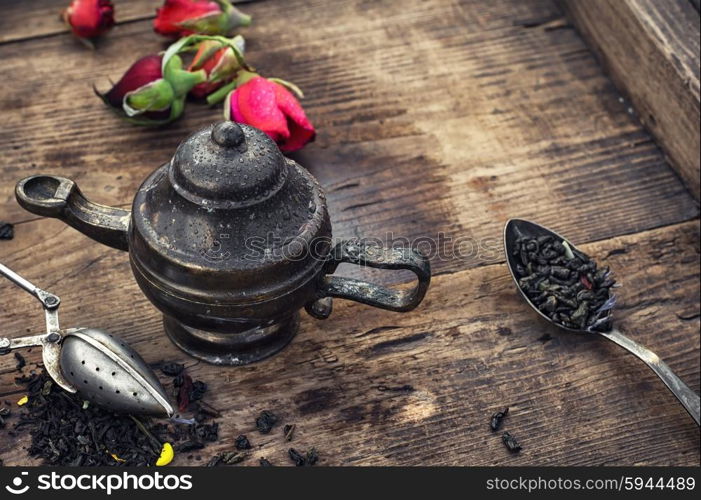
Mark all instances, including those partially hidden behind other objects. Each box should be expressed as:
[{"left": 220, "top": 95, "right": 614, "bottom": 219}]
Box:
[
  {"left": 0, "top": 222, "right": 14, "bottom": 240},
  {"left": 283, "top": 423, "right": 295, "bottom": 441},
  {"left": 502, "top": 431, "right": 522, "bottom": 453},
  {"left": 235, "top": 434, "right": 251, "bottom": 450},
  {"left": 255, "top": 410, "right": 278, "bottom": 434},
  {"left": 490, "top": 407, "right": 509, "bottom": 431},
  {"left": 10, "top": 364, "right": 221, "bottom": 466}
]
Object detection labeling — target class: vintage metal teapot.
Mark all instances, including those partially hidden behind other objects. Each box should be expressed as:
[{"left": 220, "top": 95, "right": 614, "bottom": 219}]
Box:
[{"left": 16, "top": 122, "right": 430, "bottom": 365}]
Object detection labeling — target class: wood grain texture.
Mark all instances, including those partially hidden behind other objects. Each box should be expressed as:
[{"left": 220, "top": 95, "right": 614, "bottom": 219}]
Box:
[
  {"left": 0, "top": 0, "right": 699, "bottom": 465},
  {"left": 0, "top": 0, "right": 698, "bottom": 278},
  {"left": 561, "top": 0, "right": 701, "bottom": 200},
  {"left": 0, "top": 0, "right": 259, "bottom": 44},
  {"left": 0, "top": 220, "right": 698, "bottom": 466}
]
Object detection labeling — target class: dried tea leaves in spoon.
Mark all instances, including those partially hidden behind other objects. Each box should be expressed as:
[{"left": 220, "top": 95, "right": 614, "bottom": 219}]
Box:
[{"left": 511, "top": 234, "right": 616, "bottom": 332}]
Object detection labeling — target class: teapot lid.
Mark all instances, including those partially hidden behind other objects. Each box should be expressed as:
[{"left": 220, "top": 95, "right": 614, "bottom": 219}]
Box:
[
  {"left": 130, "top": 122, "right": 331, "bottom": 303},
  {"left": 170, "top": 121, "right": 289, "bottom": 209}
]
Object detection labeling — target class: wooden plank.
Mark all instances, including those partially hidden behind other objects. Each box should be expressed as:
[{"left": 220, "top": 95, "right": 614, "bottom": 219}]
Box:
[
  {"left": 0, "top": 0, "right": 697, "bottom": 279},
  {"left": 0, "top": 0, "right": 154, "bottom": 44},
  {"left": 561, "top": 0, "right": 701, "bottom": 200},
  {"left": 0, "top": 219, "right": 698, "bottom": 466},
  {"left": 0, "top": 0, "right": 699, "bottom": 466},
  {"left": 0, "top": 0, "right": 259, "bottom": 44}
]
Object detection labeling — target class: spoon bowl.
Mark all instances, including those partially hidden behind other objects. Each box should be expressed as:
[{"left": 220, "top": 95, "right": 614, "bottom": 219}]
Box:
[
  {"left": 503, "top": 218, "right": 700, "bottom": 426},
  {"left": 504, "top": 218, "right": 592, "bottom": 333}
]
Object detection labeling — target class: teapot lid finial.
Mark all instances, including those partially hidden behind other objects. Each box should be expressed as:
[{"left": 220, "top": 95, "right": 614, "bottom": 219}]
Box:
[
  {"left": 211, "top": 121, "right": 246, "bottom": 150},
  {"left": 169, "top": 121, "right": 288, "bottom": 209}
]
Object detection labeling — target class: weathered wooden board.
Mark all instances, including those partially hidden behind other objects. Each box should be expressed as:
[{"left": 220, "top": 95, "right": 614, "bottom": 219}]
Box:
[
  {"left": 0, "top": 0, "right": 259, "bottom": 44},
  {"left": 0, "top": 0, "right": 699, "bottom": 466},
  {"left": 0, "top": 1, "right": 697, "bottom": 278},
  {"left": 0, "top": 220, "right": 698, "bottom": 466},
  {"left": 561, "top": 0, "right": 701, "bottom": 200}
]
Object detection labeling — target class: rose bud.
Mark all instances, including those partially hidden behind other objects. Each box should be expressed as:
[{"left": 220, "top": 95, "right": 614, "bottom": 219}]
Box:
[
  {"left": 153, "top": 0, "right": 251, "bottom": 38},
  {"left": 188, "top": 36, "right": 245, "bottom": 99},
  {"left": 224, "top": 73, "right": 315, "bottom": 152},
  {"left": 97, "top": 54, "right": 206, "bottom": 125},
  {"left": 62, "top": 0, "right": 115, "bottom": 41}
]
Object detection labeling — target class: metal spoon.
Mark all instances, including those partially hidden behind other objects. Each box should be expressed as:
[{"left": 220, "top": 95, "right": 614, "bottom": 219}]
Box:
[
  {"left": 503, "top": 219, "right": 700, "bottom": 425},
  {"left": 0, "top": 262, "right": 173, "bottom": 417}
]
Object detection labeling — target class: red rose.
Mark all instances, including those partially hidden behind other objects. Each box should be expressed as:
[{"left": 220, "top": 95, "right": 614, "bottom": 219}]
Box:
[
  {"left": 187, "top": 38, "right": 244, "bottom": 99},
  {"left": 189, "top": 46, "right": 228, "bottom": 98},
  {"left": 102, "top": 55, "right": 166, "bottom": 114},
  {"left": 97, "top": 54, "right": 206, "bottom": 125},
  {"left": 153, "top": 0, "right": 251, "bottom": 38},
  {"left": 226, "top": 75, "right": 315, "bottom": 152},
  {"left": 62, "top": 0, "right": 115, "bottom": 39}
]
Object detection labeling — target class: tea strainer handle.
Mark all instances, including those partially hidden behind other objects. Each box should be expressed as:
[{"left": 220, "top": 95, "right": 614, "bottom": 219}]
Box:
[
  {"left": 315, "top": 240, "right": 430, "bottom": 313},
  {"left": 0, "top": 261, "right": 76, "bottom": 393}
]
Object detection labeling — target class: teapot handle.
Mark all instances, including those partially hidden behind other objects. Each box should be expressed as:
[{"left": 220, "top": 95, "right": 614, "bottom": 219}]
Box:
[
  {"left": 311, "top": 240, "right": 430, "bottom": 315},
  {"left": 16, "top": 175, "right": 130, "bottom": 252}
]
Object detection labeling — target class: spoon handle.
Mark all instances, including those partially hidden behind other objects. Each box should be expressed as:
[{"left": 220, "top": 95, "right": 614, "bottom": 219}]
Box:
[{"left": 599, "top": 328, "right": 700, "bottom": 426}]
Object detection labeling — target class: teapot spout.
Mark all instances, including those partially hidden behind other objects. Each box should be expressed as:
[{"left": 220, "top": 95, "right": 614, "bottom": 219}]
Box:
[{"left": 16, "top": 175, "right": 130, "bottom": 251}]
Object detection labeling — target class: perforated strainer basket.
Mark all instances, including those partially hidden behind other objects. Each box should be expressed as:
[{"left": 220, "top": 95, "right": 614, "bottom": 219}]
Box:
[{"left": 0, "top": 262, "right": 173, "bottom": 417}]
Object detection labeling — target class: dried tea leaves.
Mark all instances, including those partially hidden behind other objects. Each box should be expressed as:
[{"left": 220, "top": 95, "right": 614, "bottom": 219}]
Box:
[
  {"left": 306, "top": 447, "right": 319, "bottom": 465},
  {"left": 511, "top": 234, "right": 616, "bottom": 332},
  {"left": 288, "top": 447, "right": 306, "bottom": 466},
  {"left": 7, "top": 364, "right": 323, "bottom": 467},
  {"left": 0, "top": 222, "right": 14, "bottom": 240},
  {"left": 10, "top": 363, "right": 221, "bottom": 466},
  {"left": 489, "top": 406, "right": 522, "bottom": 454},
  {"left": 14, "top": 372, "right": 162, "bottom": 466},
  {"left": 255, "top": 410, "right": 278, "bottom": 434},
  {"left": 207, "top": 450, "right": 247, "bottom": 466},
  {"left": 235, "top": 434, "right": 252, "bottom": 450},
  {"left": 173, "top": 371, "right": 209, "bottom": 413},
  {"left": 502, "top": 432, "right": 522, "bottom": 453},
  {"left": 0, "top": 405, "right": 10, "bottom": 429},
  {"left": 287, "top": 447, "right": 318, "bottom": 466},
  {"left": 160, "top": 362, "right": 184, "bottom": 377},
  {"left": 490, "top": 407, "right": 509, "bottom": 432},
  {"left": 14, "top": 352, "right": 25, "bottom": 371}
]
